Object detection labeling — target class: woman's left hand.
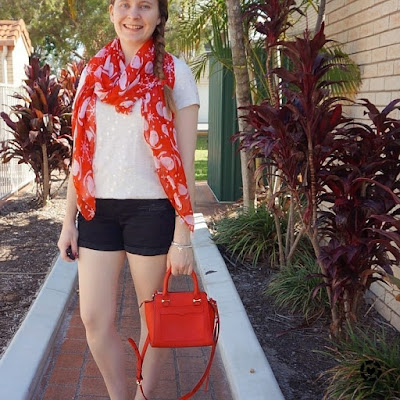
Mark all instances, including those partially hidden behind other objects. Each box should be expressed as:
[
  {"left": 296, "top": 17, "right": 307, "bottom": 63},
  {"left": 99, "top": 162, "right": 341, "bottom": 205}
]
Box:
[{"left": 167, "top": 244, "right": 194, "bottom": 276}]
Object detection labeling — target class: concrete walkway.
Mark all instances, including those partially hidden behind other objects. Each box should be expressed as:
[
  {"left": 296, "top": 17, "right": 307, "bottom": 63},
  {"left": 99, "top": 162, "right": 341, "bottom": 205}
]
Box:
[{"left": 0, "top": 182, "right": 284, "bottom": 400}]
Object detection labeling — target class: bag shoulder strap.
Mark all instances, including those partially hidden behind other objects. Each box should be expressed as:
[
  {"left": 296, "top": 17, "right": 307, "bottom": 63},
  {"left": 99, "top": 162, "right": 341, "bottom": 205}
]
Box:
[
  {"left": 128, "top": 299, "right": 220, "bottom": 400},
  {"left": 128, "top": 336, "right": 150, "bottom": 400},
  {"left": 180, "top": 300, "right": 220, "bottom": 400}
]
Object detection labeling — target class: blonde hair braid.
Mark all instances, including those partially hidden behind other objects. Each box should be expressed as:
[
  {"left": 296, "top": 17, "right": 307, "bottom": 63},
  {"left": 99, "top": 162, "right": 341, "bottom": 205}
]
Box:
[{"left": 153, "top": 18, "right": 176, "bottom": 114}]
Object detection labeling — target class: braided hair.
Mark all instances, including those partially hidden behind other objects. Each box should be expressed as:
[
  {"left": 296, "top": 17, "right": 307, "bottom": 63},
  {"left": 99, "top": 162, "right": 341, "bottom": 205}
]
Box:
[
  {"left": 109, "top": 0, "right": 176, "bottom": 114},
  {"left": 152, "top": 0, "right": 176, "bottom": 114}
]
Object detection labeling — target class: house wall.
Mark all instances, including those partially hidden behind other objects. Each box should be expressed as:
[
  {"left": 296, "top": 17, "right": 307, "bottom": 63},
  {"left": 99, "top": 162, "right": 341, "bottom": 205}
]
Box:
[
  {"left": 325, "top": 0, "right": 400, "bottom": 120},
  {"left": 10, "top": 37, "right": 29, "bottom": 86},
  {"left": 290, "top": 1, "right": 318, "bottom": 36},
  {"left": 196, "top": 62, "right": 209, "bottom": 125},
  {"left": 325, "top": 0, "right": 400, "bottom": 331},
  {"left": 0, "top": 38, "right": 28, "bottom": 86},
  {"left": 0, "top": 29, "right": 34, "bottom": 200},
  {"left": 0, "top": 47, "right": 13, "bottom": 85}
]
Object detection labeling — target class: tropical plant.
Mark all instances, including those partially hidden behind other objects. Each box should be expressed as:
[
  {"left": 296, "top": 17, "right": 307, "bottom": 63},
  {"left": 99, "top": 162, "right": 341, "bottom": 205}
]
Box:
[
  {"left": 250, "top": 2, "right": 361, "bottom": 211},
  {"left": 0, "top": 58, "right": 75, "bottom": 205},
  {"left": 317, "top": 99, "right": 400, "bottom": 331},
  {"left": 59, "top": 60, "right": 86, "bottom": 96},
  {"left": 244, "top": 0, "right": 305, "bottom": 106},
  {"left": 240, "top": 25, "right": 349, "bottom": 261},
  {"left": 321, "top": 325, "right": 400, "bottom": 399},
  {"left": 237, "top": 21, "right": 400, "bottom": 336},
  {"left": 174, "top": 0, "right": 232, "bottom": 77},
  {"left": 58, "top": 59, "right": 86, "bottom": 137},
  {"left": 241, "top": 0, "right": 361, "bottom": 265}
]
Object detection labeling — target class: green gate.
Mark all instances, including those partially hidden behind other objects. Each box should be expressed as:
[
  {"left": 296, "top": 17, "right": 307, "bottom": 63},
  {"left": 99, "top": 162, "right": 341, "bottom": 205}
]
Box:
[{"left": 207, "top": 60, "right": 242, "bottom": 202}]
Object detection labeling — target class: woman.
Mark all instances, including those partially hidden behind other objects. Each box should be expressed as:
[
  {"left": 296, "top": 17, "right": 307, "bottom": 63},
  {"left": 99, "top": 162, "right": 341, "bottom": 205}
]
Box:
[{"left": 57, "top": 0, "right": 199, "bottom": 398}]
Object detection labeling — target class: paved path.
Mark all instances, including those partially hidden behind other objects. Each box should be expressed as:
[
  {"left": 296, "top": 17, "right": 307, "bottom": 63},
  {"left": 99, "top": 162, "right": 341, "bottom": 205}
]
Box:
[{"left": 35, "top": 182, "right": 233, "bottom": 400}]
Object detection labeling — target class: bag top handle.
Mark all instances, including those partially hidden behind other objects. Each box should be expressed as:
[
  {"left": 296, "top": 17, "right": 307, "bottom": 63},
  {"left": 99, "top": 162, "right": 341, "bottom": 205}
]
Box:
[{"left": 162, "top": 269, "right": 200, "bottom": 298}]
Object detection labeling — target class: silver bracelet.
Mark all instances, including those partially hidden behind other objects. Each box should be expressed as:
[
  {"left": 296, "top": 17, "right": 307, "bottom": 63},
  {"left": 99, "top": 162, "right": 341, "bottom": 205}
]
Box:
[{"left": 171, "top": 241, "right": 193, "bottom": 252}]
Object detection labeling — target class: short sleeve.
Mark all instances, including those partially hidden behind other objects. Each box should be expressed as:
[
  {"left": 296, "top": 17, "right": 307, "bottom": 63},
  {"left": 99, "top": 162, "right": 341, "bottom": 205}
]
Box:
[{"left": 172, "top": 56, "right": 200, "bottom": 110}]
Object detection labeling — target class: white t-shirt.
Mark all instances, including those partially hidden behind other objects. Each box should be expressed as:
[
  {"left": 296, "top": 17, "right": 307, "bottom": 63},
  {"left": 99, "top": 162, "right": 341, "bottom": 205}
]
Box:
[{"left": 76, "top": 56, "right": 199, "bottom": 199}]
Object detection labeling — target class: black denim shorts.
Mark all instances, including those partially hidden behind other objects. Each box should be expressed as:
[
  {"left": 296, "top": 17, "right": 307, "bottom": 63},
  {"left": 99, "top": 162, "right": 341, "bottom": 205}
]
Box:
[{"left": 77, "top": 199, "right": 175, "bottom": 256}]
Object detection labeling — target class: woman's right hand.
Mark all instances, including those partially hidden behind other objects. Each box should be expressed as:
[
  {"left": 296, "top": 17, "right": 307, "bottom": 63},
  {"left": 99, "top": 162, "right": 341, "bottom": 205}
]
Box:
[{"left": 58, "top": 220, "right": 79, "bottom": 262}]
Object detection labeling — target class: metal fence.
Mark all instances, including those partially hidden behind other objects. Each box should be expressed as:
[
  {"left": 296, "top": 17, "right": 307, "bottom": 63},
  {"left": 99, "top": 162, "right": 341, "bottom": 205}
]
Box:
[{"left": 0, "top": 84, "right": 35, "bottom": 200}]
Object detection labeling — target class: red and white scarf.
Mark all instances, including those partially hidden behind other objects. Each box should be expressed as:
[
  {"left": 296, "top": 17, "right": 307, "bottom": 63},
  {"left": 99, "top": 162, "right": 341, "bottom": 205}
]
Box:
[{"left": 71, "top": 38, "right": 194, "bottom": 231}]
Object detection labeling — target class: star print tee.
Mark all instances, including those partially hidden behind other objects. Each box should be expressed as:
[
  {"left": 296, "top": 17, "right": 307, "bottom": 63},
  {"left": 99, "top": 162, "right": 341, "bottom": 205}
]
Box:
[{"left": 75, "top": 56, "right": 200, "bottom": 200}]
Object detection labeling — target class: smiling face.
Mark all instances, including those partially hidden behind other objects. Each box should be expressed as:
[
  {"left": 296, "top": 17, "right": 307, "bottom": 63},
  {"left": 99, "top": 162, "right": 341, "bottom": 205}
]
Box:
[{"left": 109, "top": 0, "right": 161, "bottom": 61}]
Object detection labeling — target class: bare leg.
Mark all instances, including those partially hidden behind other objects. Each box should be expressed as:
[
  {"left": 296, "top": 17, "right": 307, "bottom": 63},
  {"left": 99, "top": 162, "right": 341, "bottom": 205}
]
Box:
[
  {"left": 127, "top": 253, "right": 169, "bottom": 400},
  {"left": 78, "top": 248, "right": 128, "bottom": 400}
]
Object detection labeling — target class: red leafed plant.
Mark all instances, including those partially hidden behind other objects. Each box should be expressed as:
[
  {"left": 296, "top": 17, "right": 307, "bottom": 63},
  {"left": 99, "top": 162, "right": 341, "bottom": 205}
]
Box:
[
  {"left": 244, "top": 0, "right": 304, "bottom": 107},
  {"left": 59, "top": 59, "right": 86, "bottom": 98},
  {"left": 57, "top": 59, "right": 86, "bottom": 143},
  {"left": 238, "top": 21, "right": 400, "bottom": 336},
  {"left": 0, "top": 57, "right": 77, "bottom": 205},
  {"left": 317, "top": 99, "right": 400, "bottom": 333}
]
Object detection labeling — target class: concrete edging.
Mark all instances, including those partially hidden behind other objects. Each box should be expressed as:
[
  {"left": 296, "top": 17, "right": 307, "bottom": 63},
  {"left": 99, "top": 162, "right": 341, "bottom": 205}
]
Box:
[
  {"left": 0, "top": 257, "right": 78, "bottom": 399},
  {"left": 192, "top": 213, "right": 285, "bottom": 400}
]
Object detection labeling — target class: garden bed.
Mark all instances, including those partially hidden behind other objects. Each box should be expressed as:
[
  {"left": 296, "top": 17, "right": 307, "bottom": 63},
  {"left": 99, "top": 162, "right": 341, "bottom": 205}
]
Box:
[
  {"left": 220, "top": 246, "right": 400, "bottom": 400},
  {"left": 0, "top": 184, "right": 67, "bottom": 356}
]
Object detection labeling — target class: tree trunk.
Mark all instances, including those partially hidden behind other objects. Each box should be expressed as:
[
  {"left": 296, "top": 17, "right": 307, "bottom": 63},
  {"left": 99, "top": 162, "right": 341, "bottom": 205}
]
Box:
[
  {"left": 41, "top": 143, "right": 49, "bottom": 206},
  {"left": 315, "top": 0, "right": 326, "bottom": 34},
  {"left": 225, "top": 0, "right": 255, "bottom": 209}
]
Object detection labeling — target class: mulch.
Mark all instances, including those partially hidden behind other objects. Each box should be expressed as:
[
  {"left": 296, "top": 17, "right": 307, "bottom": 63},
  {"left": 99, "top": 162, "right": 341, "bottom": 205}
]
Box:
[{"left": 0, "top": 183, "right": 67, "bottom": 356}]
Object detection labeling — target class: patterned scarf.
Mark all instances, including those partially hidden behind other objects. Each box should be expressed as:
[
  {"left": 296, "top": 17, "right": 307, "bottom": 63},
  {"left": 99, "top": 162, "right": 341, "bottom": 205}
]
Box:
[{"left": 71, "top": 38, "right": 194, "bottom": 231}]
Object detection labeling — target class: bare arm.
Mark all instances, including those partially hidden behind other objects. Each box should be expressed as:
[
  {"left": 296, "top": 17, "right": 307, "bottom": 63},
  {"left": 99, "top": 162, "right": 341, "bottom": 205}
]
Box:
[
  {"left": 167, "top": 104, "right": 199, "bottom": 275},
  {"left": 57, "top": 173, "right": 79, "bottom": 262}
]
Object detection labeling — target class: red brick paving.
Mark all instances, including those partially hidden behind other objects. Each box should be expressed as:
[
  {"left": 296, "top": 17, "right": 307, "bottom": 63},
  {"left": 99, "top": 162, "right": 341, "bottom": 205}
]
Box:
[{"left": 34, "top": 183, "right": 233, "bottom": 399}]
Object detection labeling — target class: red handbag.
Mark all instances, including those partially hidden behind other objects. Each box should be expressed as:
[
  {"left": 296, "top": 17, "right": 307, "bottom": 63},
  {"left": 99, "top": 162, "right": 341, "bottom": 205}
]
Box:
[{"left": 128, "top": 269, "right": 219, "bottom": 400}]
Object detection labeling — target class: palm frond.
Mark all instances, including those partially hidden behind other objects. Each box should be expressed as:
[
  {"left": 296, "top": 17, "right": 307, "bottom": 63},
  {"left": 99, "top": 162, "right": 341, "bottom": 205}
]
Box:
[
  {"left": 175, "top": 0, "right": 227, "bottom": 56},
  {"left": 324, "top": 45, "right": 362, "bottom": 99}
]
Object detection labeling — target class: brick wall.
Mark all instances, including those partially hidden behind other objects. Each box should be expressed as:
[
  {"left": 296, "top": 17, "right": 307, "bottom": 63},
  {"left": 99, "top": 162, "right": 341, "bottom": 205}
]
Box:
[
  {"left": 290, "top": 2, "right": 318, "bottom": 36},
  {"left": 325, "top": 0, "right": 400, "bottom": 331},
  {"left": 325, "top": 0, "right": 400, "bottom": 119}
]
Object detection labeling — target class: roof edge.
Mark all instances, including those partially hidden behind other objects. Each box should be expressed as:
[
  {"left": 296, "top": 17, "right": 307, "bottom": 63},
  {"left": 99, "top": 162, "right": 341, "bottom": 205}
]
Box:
[{"left": 0, "top": 19, "right": 33, "bottom": 56}]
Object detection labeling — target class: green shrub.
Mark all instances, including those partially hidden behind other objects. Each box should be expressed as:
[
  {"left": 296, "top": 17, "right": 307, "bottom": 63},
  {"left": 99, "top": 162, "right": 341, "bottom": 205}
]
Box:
[
  {"left": 212, "top": 205, "right": 282, "bottom": 267},
  {"left": 321, "top": 325, "right": 400, "bottom": 399},
  {"left": 265, "top": 249, "right": 330, "bottom": 319}
]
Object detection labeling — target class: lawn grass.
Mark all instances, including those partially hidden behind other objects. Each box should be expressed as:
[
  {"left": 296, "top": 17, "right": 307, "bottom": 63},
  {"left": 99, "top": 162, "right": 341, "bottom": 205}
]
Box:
[{"left": 195, "top": 136, "right": 208, "bottom": 181}]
